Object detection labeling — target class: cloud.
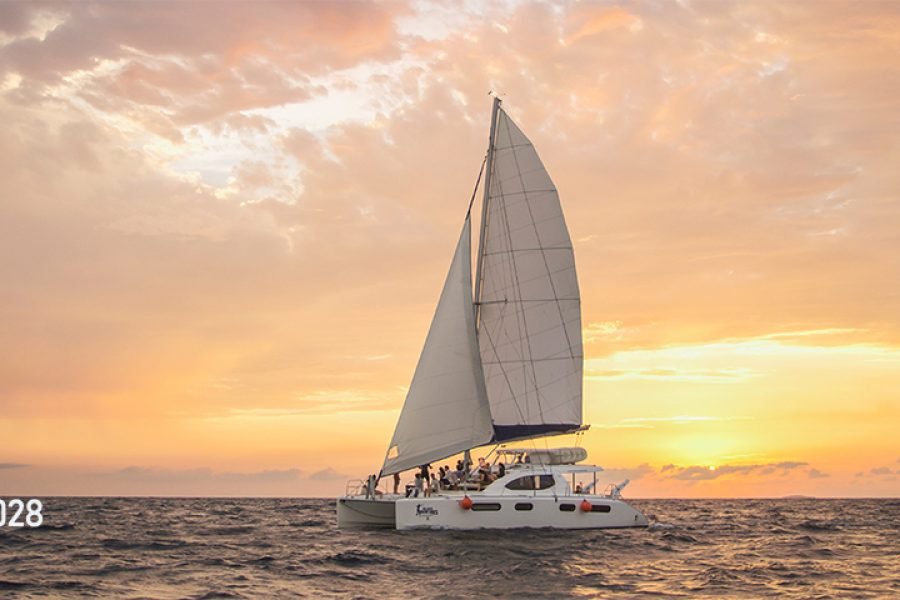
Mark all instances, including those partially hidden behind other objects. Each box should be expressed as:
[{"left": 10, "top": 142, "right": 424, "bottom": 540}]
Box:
[
  {"left": 308, "top": 467, "right": 349, "bottom": 481},
  {"left": 772, "top": 461, "right": 807, "bottom": 470},
  {"left": 563, "top": 6, "right": 642, "bottom": 45},
  {"left": 869, "top": 467, "right": 894, "bottom": 476},
  {"left": 110, "top": 467, "right": 303, "bottom": 483},
  {"left": 598, "top": 463, "right": 655, "bottom": 482},
  {"left": 0, "top": 463, "right": 29, "bottom": 469},
  {"left": 583, "top": 321, "right": 625, "bottom": 343},
  {"left": 0, "top": 2, "right": 406, "bottom": 85},
  {"left": 586, "top": 367, "right": 757, "bottom": 381},
  {"left": 596, "top": 415, "right": 750, "bottom": 429},
  {"left": 622, "top": 416, "right": 747, "bottom": 424},
  {"left": 1, "top": 0, "right": 899, "bottom": 496},
  {"left": 663, "top": 461, "right": 809, "bottom": 481},
  {"left": 224, "top": 389, "right": 400, "bottom": 418},
  {"left": 807, "top": 468, "right": 830, "bottom": 479}
]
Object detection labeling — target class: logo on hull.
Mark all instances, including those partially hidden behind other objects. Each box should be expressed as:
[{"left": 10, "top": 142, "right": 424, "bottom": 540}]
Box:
[{"left": 415, "top": 504, "right": 439, "bottom": 519}]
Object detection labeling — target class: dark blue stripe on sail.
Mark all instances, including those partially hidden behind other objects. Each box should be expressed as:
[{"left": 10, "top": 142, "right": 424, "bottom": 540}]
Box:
[{"left": 492, "top": 423, "right": 580, "bottom": 443}]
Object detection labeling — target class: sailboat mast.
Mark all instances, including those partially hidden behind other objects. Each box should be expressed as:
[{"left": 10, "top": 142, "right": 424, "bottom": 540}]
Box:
[{"left": 473, "top": 95, "right": 501, "bottom": 325}]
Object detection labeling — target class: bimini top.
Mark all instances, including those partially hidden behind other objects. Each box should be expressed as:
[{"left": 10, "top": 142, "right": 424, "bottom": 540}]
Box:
[{"left": 498, "top": 447, "right": 588, "bottom": 465}]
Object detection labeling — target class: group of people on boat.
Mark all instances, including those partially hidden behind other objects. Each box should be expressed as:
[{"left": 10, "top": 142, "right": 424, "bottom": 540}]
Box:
[{"left": 392, "top": 457, "right": 511, "bottom": 497}]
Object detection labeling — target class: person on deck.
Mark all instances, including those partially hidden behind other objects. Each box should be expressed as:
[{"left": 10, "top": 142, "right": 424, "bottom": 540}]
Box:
[
  {"left": 447, "top": 468, "right": 459, "bottom": 489},
  {"left": 393, "top": 472, "right": 401, "bottom": 495},
  {"left": 470, "top": 458, "right": 485, "bottom": 482},
  {"left": 477, "top": 459, "right": 493, "bottom": 485},
  {"left": 413, "top": 473, "right": 424, "bottom": 498},
  {"left": 424, "top": 470, "right": 435, "bottom": 497}
]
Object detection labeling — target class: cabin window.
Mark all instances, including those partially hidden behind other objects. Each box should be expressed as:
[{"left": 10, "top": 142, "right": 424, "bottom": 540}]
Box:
[
  {"left": 505, "top": 475, "right": 556, "bottom": 491},
  {"left": 471, "top": 503, "right": 502, "bottom": 511},
  {"left": 504, "top": 474, "right": 556, "bottom": 491},
  {"left": 514, "top": 503, "right": 533, "bottom": 511},
  {"left": 559, "top": 503, "right": 576, "bottom": 512},
  {"left": 505, "top": 476, "right": 535, "bottom": 491},
  {"left": 590, "top": 504, "right": 611, "bottom": 513}
]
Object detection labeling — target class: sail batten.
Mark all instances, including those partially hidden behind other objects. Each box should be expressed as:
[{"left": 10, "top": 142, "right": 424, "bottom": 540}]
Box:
[
  {"left": 476, "top": 107, "right": 584, "bottom": 443},
  {"left": 380, "top": 217, "right": 494, "bottom": 477}
]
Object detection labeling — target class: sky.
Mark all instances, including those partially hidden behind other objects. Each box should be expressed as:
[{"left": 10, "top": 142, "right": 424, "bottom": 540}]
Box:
[{"left": 1, "top": 0, "right": 898, "bottom": 498}]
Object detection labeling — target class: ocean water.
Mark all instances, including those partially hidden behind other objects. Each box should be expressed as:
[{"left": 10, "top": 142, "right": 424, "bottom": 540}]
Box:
[{"left": 0, "top": 498, "right": 897, "bottom": 598}]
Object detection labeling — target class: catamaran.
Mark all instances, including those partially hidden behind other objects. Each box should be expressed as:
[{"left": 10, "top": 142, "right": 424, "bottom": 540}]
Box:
[{"left": 336, "top": 97, "right": 648, "bottom": 530}]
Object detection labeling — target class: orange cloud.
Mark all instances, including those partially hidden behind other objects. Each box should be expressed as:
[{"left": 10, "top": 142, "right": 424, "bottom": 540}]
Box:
[
  {"left": 564, "top": 6, "right": 642, "bottom": 45},
  {"left": 1, "top": 0, "right": 898, "bottom": 497}
]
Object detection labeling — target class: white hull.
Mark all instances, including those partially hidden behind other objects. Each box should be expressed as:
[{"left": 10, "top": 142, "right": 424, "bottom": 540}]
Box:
[
  {"left": 335, "top": 496, "right": 397, "bottom": 529},
  {"left": 395, "top": 494, "right": 648, "bottom": 531}
]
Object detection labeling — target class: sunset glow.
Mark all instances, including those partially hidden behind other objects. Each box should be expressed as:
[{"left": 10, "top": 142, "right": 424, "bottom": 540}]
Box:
[{"left": 1, "top": 1, "right": 898, "bottom": 497}]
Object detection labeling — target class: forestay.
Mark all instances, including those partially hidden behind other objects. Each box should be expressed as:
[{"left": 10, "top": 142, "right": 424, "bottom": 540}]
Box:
[
  {"left": 476, "top": 108, "right": 584, "bottom": 442},
  {"left": 381, "top": 218, "right": 495, "bottom": 476}
]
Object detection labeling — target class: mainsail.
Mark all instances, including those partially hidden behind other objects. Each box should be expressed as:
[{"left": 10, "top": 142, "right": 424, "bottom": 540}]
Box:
[
  {"left": 381, "top": 217, "right": 495, "bottom": 476},
  {"left": 475, "top": 105, "right": 584, "bottom": 442}
]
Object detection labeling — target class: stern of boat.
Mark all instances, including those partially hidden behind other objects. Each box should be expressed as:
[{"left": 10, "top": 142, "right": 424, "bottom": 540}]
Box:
[{"left": 336, "top": 496, "right": 397, "bottom": 529}]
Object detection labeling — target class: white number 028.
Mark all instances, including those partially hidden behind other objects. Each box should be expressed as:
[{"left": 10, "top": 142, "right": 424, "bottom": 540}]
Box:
[{"left": 0, "top": 499, "right": 43, "bottom": 527}]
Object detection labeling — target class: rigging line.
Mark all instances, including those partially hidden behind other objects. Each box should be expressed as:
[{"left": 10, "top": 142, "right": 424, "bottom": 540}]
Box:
[
  {"left": 478, "top": 116, "right": 520, "bottom": 415},
  {"left": 478, "top": 298, "right": 580, "bottom": 305},
  {"left": 484, "top": 365, "right": 581, "bottom": 413},
  {"left": 474, "top": 97, "right": 501, "bottom": 328},
  {"left": 506, "top": 116, "right": 579, "bottom": 367},
  {"left": 483, "top": 357, "right": 583, "bottom": 364},
  {"left": 487, "top": 151, "right": 516, "bottom": 326},
  {"left": 492, "top": 117, "right": 534, "bottom": 425},
  {"left": 482, "top": 247, "right": 572, "bottom": 256},
  {"left": 498, "top": 116, "right": 549, "bottom": 423},
  {"left": 503, "top": 215, "right": 573, "bottom": 236},
  {"left": 484, "top": 262, "right": 576, "bottom": 293},
  {"left": 482, "top": 314, "right": 578, "bottom": 359},
  {"left": 493, "top": 142, "right": 536, "bottom": 151},
  {"left": 491, "top": 188, "right": 558, "bottom": 198},
  {"left": 466, "top": 155, "right": 488, "bottom": 218},
  {"left": 479, "top": 305, "right": 530, "bottom": 428},
  {"left": 492, "top": 168, "right": 539, "bottom": 427}
]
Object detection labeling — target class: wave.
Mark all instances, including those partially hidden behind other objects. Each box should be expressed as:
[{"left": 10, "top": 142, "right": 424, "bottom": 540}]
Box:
[
  {"left": 0, "top": 580, "right": 31, "bottom": 590},
  {"left": 1, "top": 497, "right": 896, "bottom": 599},
  {"left": 797, "top": 519, "right": 842, "bottom": 531},
  {"left": 100, "top": 538, "right": 189, "bottom": 551}
]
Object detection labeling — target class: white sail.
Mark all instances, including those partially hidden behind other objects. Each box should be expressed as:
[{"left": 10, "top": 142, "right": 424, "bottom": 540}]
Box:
[
  {"left": 476, "top": 108, "right": 583, "bottom": 442},
  {"left": 381, "top": 217, "right": 494, "bottom": 476}
]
